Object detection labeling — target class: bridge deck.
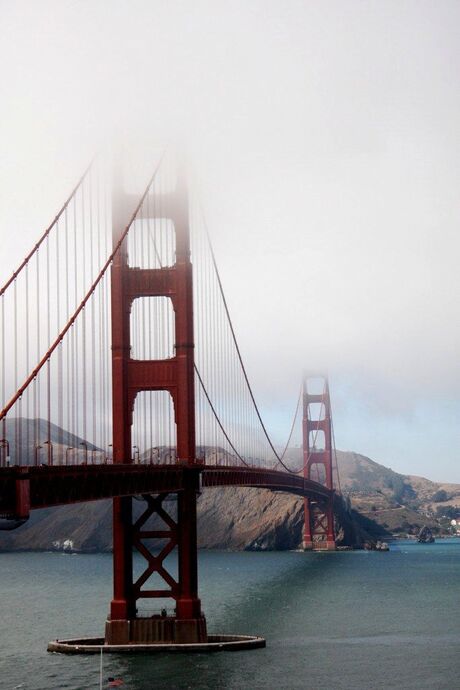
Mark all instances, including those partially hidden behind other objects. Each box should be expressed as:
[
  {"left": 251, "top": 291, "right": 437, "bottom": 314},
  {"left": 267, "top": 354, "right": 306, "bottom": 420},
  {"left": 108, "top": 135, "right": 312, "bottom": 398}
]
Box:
[{"left": 0, "top": 464, "right": 332, "bottom": 520}]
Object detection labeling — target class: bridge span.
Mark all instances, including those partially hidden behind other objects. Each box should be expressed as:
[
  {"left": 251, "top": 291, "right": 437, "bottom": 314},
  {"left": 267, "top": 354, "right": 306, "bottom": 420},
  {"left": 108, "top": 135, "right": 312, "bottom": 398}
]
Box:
[
  {"left": 0, "top": 152, "right": 339, "bottom": 649},
  {"left": 0, "top": 463, "right": 333, "bottom": 519}
]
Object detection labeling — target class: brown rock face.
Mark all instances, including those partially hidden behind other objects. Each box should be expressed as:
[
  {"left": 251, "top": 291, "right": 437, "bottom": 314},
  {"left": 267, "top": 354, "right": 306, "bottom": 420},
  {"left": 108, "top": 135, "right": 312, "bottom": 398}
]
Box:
[{"left": 197, "top": 487, "right": 304, "bottom": 550}]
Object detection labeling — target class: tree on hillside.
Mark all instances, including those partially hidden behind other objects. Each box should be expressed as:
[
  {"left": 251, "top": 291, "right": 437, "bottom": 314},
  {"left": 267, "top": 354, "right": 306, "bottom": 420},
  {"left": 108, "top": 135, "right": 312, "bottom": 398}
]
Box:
[{"left": 432, "top": 489, "right": 449, "bottom": 503}]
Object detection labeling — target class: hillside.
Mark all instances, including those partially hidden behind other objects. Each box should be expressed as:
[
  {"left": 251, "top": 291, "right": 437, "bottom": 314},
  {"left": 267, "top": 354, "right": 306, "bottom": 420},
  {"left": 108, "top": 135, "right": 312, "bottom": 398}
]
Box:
[
  {"left": 0, "top": 449, "right": 458, "bottom": 552},
  {"left": 335, "top": 450, "right": 460, "bottom": 537}
]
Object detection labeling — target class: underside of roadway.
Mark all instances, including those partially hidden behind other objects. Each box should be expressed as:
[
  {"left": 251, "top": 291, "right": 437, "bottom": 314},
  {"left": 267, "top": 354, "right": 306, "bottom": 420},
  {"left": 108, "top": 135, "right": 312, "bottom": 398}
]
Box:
[{"left": 0, "top": 464, "right": 332, "bottom": 522}]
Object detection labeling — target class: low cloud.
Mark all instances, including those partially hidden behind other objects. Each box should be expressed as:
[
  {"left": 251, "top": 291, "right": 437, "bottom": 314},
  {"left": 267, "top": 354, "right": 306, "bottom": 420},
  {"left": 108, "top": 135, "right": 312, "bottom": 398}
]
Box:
[{"left": 0, "top": 1, "right": 458, "bottom": 479}]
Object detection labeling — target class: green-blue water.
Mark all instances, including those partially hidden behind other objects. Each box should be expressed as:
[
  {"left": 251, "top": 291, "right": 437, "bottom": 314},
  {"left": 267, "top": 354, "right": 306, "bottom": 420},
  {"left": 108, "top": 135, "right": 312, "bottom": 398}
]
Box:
[{"left": 0, "top": 540, "right": 458, "bottom": 689}]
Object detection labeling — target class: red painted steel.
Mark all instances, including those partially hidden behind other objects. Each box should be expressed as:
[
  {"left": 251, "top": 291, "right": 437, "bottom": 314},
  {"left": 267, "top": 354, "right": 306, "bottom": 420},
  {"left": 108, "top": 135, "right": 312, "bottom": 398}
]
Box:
[
  {"left": 14, "top": 468, "right": 30, "bottom": 519},
  {"left": 0, "top": 464, "right": 333, "bottom": 517},
  {"left": 132, "top": 493, "right": 179, "bottom": 600},
  {"left": 108, "top": 163, "right": 204, "bottom": 642},
  {"left": 302, "top": 377, "right": 336, "bottom": 550}
]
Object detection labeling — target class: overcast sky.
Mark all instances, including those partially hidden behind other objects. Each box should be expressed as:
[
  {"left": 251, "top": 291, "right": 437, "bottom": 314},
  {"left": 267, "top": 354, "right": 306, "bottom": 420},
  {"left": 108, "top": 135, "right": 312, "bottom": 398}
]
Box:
[{"left": 1, "top": 1, "right": 459, "bottom": 481}]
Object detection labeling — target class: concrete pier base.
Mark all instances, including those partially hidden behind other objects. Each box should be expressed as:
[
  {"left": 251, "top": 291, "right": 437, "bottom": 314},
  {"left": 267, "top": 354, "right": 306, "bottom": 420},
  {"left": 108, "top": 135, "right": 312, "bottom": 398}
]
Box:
[
  {"left": 47, "top": 634, "right": 266, "bottom": 654},
  {"left": 105, "top": 616, "right": 208, "bottom": 645},
  {"left": 303, "top": 540, "right": 336, "bottom": 551}
]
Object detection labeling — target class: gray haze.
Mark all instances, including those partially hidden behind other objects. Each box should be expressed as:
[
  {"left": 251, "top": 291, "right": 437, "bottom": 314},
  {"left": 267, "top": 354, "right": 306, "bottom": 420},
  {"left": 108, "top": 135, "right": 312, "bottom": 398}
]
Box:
[{"left": 0, "top": 1, "right": 459, "bottom": 480}]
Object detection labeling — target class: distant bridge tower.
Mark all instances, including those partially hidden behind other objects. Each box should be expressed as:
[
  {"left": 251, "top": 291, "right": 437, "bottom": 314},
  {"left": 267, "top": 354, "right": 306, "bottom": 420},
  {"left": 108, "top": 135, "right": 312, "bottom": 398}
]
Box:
[
  {"left": 107, "top": 162, "right": 206, "bottom": 645},
  {"left": 302, "top": 376, "right": 336, "bottom": 550}
]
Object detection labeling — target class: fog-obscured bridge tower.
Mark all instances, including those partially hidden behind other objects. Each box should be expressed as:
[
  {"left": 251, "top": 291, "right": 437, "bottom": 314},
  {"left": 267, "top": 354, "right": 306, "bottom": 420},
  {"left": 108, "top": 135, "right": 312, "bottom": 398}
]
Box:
[{"left": 302, "top": 376, "right": 336, "bottom": 550}]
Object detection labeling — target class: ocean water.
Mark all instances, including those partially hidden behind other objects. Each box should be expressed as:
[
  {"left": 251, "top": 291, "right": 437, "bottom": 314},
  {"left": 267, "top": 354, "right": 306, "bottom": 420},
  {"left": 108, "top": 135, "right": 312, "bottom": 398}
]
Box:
[{"left": 0, "top": 540, "right": 458, "bottom": 690}]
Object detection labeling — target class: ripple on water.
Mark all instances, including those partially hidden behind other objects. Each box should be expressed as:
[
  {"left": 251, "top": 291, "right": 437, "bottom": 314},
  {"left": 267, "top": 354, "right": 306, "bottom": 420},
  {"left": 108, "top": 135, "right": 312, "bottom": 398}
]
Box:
[{"left": 0, "top": 542, "right": 459, "bottom": 689}]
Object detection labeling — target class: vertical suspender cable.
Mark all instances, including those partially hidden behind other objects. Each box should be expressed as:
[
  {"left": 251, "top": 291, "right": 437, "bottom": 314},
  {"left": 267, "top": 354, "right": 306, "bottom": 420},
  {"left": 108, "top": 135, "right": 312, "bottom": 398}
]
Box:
[
  {"left": 82, "top": 180, "right": 87, "bottom": 452},
  {"left": 56, "top": 218, "right": 63, "bottom": 458},
  {"left": 90, "top": 169, "right": 96, "bottom": 458},
  {"left": 25, "top": 264, "right": 30, "bottom": 460},
  {"left": 46, "top": 234, "right": 51, "bottom": 459},
  {"left": 0, "top": 293, "right": 4, "bottom": 463},
  {"left": 13, "top": 279, "right": 18, "bottom": 464}
]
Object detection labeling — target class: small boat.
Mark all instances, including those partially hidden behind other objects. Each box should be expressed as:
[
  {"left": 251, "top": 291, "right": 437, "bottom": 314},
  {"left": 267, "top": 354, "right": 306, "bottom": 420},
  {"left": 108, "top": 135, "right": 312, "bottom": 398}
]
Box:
[{"left": 375, "top": 540, "right": 389, "bottom": 551}]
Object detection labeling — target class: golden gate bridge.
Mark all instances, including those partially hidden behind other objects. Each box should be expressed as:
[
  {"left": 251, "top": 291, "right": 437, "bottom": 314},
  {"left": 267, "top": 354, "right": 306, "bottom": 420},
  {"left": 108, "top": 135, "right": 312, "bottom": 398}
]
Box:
[{"left": 0, "top": 152, "right": 340, "bottom": 651}]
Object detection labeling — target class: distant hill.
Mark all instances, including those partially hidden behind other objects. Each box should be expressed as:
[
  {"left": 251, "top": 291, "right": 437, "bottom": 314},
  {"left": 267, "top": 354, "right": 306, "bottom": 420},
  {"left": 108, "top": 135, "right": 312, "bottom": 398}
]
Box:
[
  {"left": 0, "top": 447, "right": 458, "bottom": 552},
  {"left": 1, "top": 418, "right": 99, "bottom": 465}
]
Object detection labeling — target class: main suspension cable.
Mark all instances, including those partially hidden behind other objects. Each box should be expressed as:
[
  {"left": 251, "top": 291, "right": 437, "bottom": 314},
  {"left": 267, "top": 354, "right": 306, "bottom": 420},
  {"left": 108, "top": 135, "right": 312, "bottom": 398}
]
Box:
[
  {"left": 330, "top": 414, "right": 342, "bottom": 494},
  {"left": 200, "top": 210, "right": 304, "bottom": 474},
  {"left": 0, "top": 158, "right": 94, "bottom": 297},
  {"left": 0, "top": 153, "right": 164, "bottom": 422},
  {"left": 194, "top": 365, "right": 250, "bottom": 467},
  {"left": 276, "top": 384, "right": 302, "bottom": 464}
]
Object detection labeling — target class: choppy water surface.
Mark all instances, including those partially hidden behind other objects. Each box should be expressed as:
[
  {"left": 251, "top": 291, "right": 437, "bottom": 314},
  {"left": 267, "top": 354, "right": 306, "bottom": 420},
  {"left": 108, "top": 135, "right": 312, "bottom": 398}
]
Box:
[{"left": 0, "top": 540, "right": 458, "bottom": 689}]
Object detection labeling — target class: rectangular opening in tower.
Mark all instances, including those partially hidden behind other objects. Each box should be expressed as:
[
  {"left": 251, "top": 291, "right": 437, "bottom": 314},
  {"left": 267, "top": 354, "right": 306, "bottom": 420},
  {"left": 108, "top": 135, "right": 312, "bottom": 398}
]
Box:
[
  {"left": 309, "top": 463, "right": 327, "bottom": 485},
  {"left": 308, "top": 401, "right": 326, "bottom": 422},
  {"left": 309, "top": 429, "right": 325, "bottom": 452},
  {"left": 306, "top": 377, "right": 326, "bottom": 396},
  {"left": 131, "top": 391, "right": 177, "bottom": 463},
  {"left": 130, "top": 296, "right": 175, "bottom": 360}
]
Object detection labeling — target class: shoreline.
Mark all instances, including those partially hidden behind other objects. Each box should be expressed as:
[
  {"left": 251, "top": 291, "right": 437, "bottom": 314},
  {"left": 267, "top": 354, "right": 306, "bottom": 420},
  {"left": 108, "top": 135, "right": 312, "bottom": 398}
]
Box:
[{"left": 1, "top": 536, "right": 459, "bottom": 556}]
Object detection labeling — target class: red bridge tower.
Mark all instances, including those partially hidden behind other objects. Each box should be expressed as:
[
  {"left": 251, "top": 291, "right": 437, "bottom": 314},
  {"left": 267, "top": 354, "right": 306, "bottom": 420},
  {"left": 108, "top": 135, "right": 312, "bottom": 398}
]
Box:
[
  {"left": 106, "top": 166, "right": 206, "bottom": 644},
  {"left": 302, "top": 376, "right": 336, "bottom": 551}
]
